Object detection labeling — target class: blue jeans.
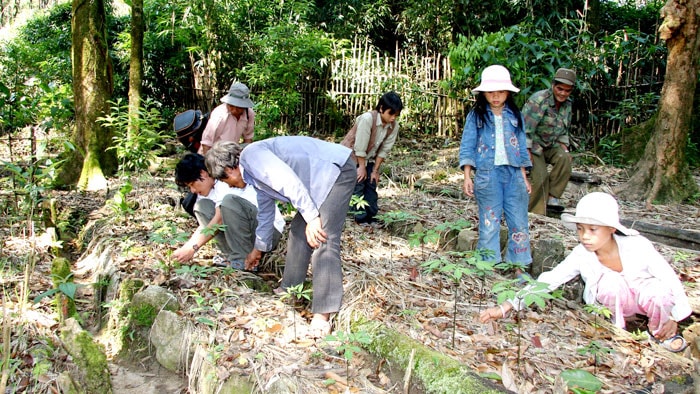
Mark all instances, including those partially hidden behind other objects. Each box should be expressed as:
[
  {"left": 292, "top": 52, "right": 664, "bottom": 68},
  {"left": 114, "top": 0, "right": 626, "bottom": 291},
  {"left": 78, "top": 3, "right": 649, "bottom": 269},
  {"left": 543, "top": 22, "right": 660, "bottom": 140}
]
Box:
[{"left": 474, "top": 165, "right": 531, "bottom": 266}]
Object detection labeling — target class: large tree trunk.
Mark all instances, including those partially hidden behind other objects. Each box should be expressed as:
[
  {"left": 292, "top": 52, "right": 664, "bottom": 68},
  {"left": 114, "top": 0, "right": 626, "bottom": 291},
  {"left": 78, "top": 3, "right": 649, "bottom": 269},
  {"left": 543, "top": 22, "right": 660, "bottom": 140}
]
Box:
[
  {"left": 57, "top": 0, "right": 116, "bottom": 190},
  {"left": 128, "top": 0, "right": 144, "bottom": 136},
  {"left": 616, "top": 0, "right": 700, "bottom": 207}
]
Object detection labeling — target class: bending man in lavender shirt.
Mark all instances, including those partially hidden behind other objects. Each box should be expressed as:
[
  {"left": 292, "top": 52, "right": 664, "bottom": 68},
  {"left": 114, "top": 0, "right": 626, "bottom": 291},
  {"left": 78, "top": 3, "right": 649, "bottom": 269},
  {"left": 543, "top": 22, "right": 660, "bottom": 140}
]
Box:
[{"left": 205, "top": 137, "right": 355, "bottom": 337}]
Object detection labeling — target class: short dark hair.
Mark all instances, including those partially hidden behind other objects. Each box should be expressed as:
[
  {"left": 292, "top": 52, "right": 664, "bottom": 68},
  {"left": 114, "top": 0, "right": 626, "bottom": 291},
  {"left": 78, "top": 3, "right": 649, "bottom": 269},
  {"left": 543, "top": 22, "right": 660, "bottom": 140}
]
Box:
[
  {"left": 205, "top": 141, "right": 243, "bottom": 180},
  {"left": 175, "top": 153, "right": 206, "bottom": 187},
  {"left": 376, "top": 91, "right": 403, "bottom": 115}
]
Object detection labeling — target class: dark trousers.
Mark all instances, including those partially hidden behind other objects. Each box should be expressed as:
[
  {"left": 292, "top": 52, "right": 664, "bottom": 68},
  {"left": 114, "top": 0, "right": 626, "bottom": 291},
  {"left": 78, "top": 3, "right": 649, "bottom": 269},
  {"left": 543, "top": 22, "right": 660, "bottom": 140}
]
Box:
[
  {"left": 281, "top": 158, "right": 356, "bottom": 314},
  {"left": 352, "top": 162, "right": 379, "bottom": 223}
]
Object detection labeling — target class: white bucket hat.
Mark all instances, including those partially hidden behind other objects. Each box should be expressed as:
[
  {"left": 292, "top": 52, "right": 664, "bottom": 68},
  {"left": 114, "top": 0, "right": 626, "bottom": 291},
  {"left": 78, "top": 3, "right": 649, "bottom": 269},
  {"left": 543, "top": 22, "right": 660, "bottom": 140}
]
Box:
[
  {"left": 220, "top": 82, "right": 254, "bottom": 108},
  {"left": 561, "top": 192, "right": 639, "bottom": 236},
  {"left": 472, "top": 65, "right": 520, "bottom": 93}
]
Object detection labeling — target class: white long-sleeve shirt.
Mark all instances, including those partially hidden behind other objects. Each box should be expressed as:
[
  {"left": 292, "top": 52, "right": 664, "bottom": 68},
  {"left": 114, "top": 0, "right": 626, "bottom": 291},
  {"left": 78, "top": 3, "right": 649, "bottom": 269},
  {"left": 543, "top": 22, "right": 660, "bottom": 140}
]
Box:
[{"left": 511, "top": 234, "right": 691, "bottom": 323}]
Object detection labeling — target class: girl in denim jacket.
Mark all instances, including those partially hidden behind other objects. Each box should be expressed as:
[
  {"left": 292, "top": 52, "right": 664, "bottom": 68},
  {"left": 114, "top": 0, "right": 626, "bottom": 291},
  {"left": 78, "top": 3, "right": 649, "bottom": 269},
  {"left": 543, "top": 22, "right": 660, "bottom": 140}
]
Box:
[{"left": 458, "top": 65, "right": 533, "bottom": 269}]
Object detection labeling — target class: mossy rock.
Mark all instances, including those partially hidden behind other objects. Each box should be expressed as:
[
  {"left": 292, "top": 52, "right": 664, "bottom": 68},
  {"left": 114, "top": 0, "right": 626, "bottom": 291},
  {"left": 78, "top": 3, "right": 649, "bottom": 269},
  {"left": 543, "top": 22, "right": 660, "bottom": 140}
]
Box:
[
  {"left": 60, "top": 318, "right": 112, "bottom": 394},
  {"left": 351, "top": 318, "right": 510, "bottom": 393}
]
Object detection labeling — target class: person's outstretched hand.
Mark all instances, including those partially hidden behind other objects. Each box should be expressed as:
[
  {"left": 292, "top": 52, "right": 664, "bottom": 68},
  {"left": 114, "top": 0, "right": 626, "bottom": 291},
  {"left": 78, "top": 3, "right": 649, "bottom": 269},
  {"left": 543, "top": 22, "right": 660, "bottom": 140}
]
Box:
[
  {"left": 305, "top": 217, "right": 327, "bottom": 248},
  {"left": 653, "top": 319, "right": 678, "bottom": 341},
  {"left": 479, "top": 303, "right": 512, "bottom": 323}
]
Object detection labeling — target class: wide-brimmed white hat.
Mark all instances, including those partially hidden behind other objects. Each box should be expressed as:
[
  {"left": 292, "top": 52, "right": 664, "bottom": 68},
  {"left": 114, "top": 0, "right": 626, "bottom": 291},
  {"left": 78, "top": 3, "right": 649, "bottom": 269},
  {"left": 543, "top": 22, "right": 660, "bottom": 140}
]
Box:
[
  {"left": 472, "top": 65, "right": 520, "bottom": 93},
  {"left": 220, "top": 82, "right": 254, "bottom": 108},
  {"left": 561, "top": 192, "right": 639, "bottom": 236}
]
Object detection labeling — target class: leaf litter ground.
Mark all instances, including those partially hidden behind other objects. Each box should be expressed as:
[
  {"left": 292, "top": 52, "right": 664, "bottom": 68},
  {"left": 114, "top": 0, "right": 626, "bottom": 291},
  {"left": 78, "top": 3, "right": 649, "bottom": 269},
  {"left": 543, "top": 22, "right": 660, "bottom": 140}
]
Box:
[{"left": 2, "top": 141, "right": 700, "bottom": 393}]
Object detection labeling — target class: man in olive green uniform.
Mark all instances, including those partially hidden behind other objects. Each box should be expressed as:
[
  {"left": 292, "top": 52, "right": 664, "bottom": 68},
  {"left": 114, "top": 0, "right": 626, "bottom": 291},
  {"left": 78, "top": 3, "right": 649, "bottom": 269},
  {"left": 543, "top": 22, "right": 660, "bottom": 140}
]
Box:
[{"left": 522, "top": 68, "right": 576, "bottom": 215}]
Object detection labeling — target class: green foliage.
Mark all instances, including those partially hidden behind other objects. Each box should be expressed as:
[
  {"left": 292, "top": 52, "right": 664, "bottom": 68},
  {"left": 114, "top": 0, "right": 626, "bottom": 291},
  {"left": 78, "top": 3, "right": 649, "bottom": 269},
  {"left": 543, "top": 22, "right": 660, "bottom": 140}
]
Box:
[
  {"left": 449, "top": 250, "right": 496, "bottom": 278},
  {"left": 108, "top": 181, "right": 134, "bottom": 218},
  {"left": 434, "top": 219, "right": 471, "bottom": 233},
  {"left": 629, "top": 329, "right": 648, "bottom": 341},
  {"left": 175, "top": 265, "right": 217, "bottom": 279},
  {"left": 242, "top": 23, "right": 338, "bottom": 136},
  {"left": 349, "top": 194, "right": 369, "bottom": 216},
  {"left": 560, "top": 369, "right": 603, "bottom": 393},
  {"left": 280, "top": 283, "right": 313, "bottom": 339},
  {"left": 602, "top": 93, "right": 659, "bottom": 136},
  {"left": 408, "top": 226, "right": 440, "bottom": 249},
  {"left": 201, "top": 223, "right": 227, "bottom": 238},
  {"left": 577, "top": 340, "right": 614, "bottom": 365},
  {"left": 185, "top": 288, "right": 225, "bottom": 325},
  {"left": 34, "top": 272, "right": 80, "bottom": 304},
  {"left": 448, "top": 21, "right": 597, "bottom": 104},
  {"left": 0, "top": 3, "right": 77, "bottom": 157},
  {"left": 421, "top": 249, "right": 494, "bottom": 348},
  {"left": 375, "top": 210, "right": 418, "bottom": 225},
  {"left": 446, "top": 18, "right": 665, "bottom": 152},
  {"left": 280, "top": 283, "right": 313, "bottom": 303},
  {"left": 583, "top": 304, "right": 612, "bottom": 320},
  {"left": 325, "top": 330, "right": 371, "bottom": 361},
  {"left": 597, "top": 136, "right": 624, "bottom": 167},
  {"left": 129, "top": 304, "right": 157, "bottom": 327},
  {"left": 99, "top": 98, "right": 167, "bottom": 172},
  {"left": 599, "top": 0, "right": 664, "bottom": 36},
  {"left": 148, "top": 221, "right": 190, "bottom": 245},
  {"left": 492, "top": 278, "right": 557, "bottom": 310},
  {"left": 421, "top": 256, "right": 472, "bottom": 282}
]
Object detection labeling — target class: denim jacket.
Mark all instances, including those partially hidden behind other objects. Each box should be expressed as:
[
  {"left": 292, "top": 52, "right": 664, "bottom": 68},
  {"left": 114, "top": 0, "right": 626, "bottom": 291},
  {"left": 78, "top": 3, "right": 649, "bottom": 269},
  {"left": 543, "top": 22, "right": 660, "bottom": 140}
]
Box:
[{"left": 458, "top": 106, "right": 532, "bottom": 171}]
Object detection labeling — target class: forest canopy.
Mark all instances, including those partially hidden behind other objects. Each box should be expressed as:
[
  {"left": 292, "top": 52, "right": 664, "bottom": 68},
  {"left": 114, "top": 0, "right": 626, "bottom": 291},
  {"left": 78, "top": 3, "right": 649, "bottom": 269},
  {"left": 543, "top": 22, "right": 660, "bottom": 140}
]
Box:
[{"left": 0, "top": 0, "right": 697, "bottom": 173}]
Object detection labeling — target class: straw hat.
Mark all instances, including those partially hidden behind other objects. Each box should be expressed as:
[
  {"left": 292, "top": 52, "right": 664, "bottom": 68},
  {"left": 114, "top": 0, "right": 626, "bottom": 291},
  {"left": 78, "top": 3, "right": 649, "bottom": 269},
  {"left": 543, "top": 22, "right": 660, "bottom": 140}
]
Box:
[
  {"left": 561, "top": 192, "right": 639, "bottom": 236},
  {"left": 472, "top": 65, "right": 520, "bottom": 93}
]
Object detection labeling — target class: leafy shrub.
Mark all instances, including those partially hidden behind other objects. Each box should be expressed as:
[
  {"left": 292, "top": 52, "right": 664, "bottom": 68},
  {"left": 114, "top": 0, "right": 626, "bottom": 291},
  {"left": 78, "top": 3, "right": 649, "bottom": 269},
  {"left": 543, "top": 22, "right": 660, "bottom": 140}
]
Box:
[{"left": 99, "top": 98, "right": 167, "bottom": 172}]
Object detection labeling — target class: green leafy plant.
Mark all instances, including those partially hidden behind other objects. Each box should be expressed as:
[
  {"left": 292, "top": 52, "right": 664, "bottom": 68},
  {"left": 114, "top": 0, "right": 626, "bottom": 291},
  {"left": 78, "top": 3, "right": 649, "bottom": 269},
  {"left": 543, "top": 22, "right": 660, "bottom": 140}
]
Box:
[
  {"left": 491, "top": 277, "right": 558, "bottom": 370},
  {"left": 429, "top": 218, "right": 472, "bottom": 250},
  {"left": 99, "top": 97, "right": 167, "bottom": 172},
  {"left": 577, "top": 341, "right": 614, "bottom": 374},
  {"left": 408, "top": 224, "right": 440, "bottom": 260},
  {"left": 108, "top": 181, "right": 134, "bottom": 221},
  {"left": 280, "top": 283, "right": 313, "bottom": 340},
  {"left": 673, "top": 250, "right": 694, "bottom": 264},
  {"left": 201, "top": 223, "right": 227, "bottom": 238},
  {"left": 184, "top": 289, "right": 219, "bottom": 328},
  {"left": 421, "top": 254, "right": 471, "bottom": 348},
  {"left": 559, "top": 369, "right": 603, "bottom": 393},
  {"left": 148, "top": 221, "right": 190, "bottom": 245},
  {"left": 129, "top": 304, "right": 157, "bottom": 328},
  {"left": 33, "top": 277, "right": 78, "bottom": 302},
  {"left": 597, "top": 136, "right": 624, "bottom": 167},
  {"left": 175, "top": 265, "right": 216, "bottom": 280},
  {"left": 583, "top": 304, "right": 612, "bottom": 329},
  {"left": 324, "top": 330, "right": 371, "bottom": 384},
  {"left": 349, "top": 194, "right": 369, "bottom": 216},
  {"left": 450, "top": 249, "right": 495, "bottom": 311}
]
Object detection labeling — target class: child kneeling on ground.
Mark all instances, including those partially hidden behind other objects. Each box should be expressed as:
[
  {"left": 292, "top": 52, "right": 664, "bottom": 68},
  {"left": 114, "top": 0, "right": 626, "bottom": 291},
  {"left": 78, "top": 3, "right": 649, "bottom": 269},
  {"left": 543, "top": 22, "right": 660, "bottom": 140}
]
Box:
[{"left": 479, "top": 192, "right": 691, "bottom": 352}]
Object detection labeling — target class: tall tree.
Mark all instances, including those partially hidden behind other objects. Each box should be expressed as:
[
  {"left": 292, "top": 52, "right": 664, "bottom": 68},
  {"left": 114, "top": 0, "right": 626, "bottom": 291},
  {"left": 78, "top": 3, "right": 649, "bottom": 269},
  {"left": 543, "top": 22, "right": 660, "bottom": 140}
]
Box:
[
  {"left": 617, "top": 0, "right": 700, "bottom": 206},
  {"left": 128, "top": 0, "right": 144, "bottom": 134},
  {"left": 57, "top": 0, "right": 116, "bottom": 190}
]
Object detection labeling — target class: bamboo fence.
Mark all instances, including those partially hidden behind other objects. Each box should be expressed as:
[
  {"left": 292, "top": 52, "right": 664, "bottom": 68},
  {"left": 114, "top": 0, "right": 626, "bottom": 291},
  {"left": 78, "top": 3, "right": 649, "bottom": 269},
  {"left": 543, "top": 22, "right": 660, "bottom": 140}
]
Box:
[{"left": 189, "top": 37, "right": 665, "bottom": 142}]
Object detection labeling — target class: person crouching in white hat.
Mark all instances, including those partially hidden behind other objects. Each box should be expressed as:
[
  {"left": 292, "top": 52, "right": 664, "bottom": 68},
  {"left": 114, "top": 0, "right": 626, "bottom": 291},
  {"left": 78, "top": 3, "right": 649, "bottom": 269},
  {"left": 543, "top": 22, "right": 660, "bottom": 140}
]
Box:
[{"left": 479, "top": 192, "right": 692, "bottom": 352}]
